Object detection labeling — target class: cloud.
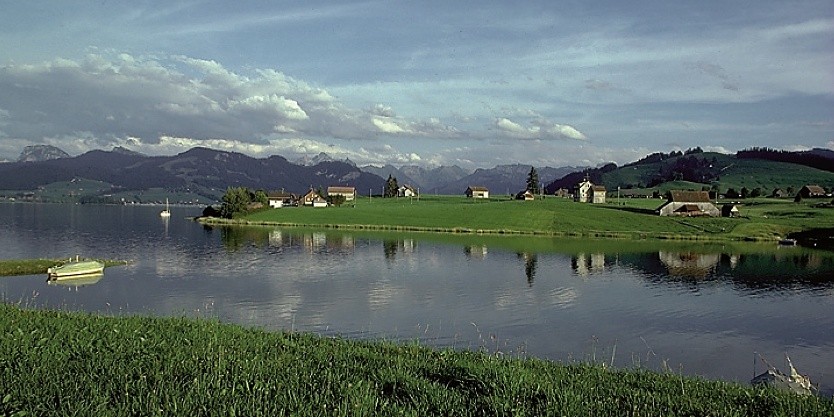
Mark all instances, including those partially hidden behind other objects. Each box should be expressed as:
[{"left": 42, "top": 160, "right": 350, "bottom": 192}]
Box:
[
  {"left": 494, "top": 118, "right": 586, "bottom": 141},
  {"left": 0, "top": 55, "right": 394, "bottom": 146},
  {"left": 702, "top": 146, "right": 732, "bottom": 154}
]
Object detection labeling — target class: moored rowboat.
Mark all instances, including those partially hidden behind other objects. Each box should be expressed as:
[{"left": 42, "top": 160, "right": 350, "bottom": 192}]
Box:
[{"left": 47, "top": 258, "right": 105, "bottom": 280}]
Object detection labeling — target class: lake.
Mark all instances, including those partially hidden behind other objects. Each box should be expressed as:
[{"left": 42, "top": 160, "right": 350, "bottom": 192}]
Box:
[{"left": 2, "top": 202, "right": 833, "bottom": 395}]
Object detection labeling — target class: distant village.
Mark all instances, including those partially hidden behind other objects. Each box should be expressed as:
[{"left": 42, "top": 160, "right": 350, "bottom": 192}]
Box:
[{"left": 260, "top": 178, "right": 832, "bottom": 219}]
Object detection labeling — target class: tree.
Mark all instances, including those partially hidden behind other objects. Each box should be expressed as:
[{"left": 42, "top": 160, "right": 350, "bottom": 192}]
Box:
[
  {"left": 201, "top": 205, "right": 221, "bottom": 218},
  {"left": 385, "top": 174, "right": 399, "bottom": 198},
  {"left": 220, "top": 187, "right": 252, "bottom": 218},
  {"left": 741, "top": 187, "right": 749, "bottom": 199},
  {"left": 526, "top": 167, "right": 540, "bottom": 194},
  {"left": 253, "top": 189, "right": 268, "bottom": 206},
  {"left": 327, "top": 194, "right": 346, "bottom": 207}
]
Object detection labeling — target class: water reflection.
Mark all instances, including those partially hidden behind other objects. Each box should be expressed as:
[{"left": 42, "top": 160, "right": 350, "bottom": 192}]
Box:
[
  {"left": 658, "top": 251, "right": 720, "bottom": 278},
  {"left": 567, "top": 250, "right": 834, "bottom": 294},
  {"left": 464, "top": 245, "right": 488, "bottom": 259},
  {"left": 572, "top": 252, "right": 607, "bottom": 276},
  {"left": 516, "top": 252, "right": 537, "bottom": 286}
]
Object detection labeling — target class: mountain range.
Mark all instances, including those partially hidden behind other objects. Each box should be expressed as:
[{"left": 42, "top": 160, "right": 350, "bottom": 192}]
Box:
[
  {"left": 3, "top": 145, "right": 831, "bottom": 203},
  {"left": 0, "top": 146, "right": 581, "bottom": 202},
  {"left": 0, "top": 147, "right": 382, "bottom": 202}
]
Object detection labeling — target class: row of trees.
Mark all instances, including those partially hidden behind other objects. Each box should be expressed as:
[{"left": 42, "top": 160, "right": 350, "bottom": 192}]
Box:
[{"left": 217, "top": 187, "right": 268, "bottom": 218}]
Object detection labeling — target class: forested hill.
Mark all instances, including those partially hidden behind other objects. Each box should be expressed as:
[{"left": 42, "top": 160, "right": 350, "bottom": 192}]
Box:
[
  {"left": 545, "top": 147, "right": 834, "bottom": 194},
  {"left": 736, "top": 147, "right": 834, "bottom": 173}
]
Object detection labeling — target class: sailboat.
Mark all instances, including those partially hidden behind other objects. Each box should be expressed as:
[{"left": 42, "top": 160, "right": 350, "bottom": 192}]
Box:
[{"left": 160, "top": 198, "right": 171, "bottom": 217}]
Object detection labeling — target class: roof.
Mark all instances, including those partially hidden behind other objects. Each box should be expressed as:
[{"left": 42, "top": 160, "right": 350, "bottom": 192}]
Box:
[
  {"left": 467, "top": 186, "right": 489, "bottom": 191},
  {"left": 592, "top": 185, "right": 607, "bottom": 191},
  {"left": 676, "top": 204, "right": 703, "bottom": 212},
  {"left": 327, "top": 186, "right": 355, "bottom": 194},
  {"left": 668, "top": 190, "right": 711, "bottom": 203},
  {"left": 267, "top": 191, "right": 294, "bottom": 199},
  {"left": 802, "top": 185, "right": 825, "bottom": 194}
]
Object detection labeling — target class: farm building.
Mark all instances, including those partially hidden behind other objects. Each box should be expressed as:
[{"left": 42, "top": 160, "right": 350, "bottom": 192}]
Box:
[
  {"left": 574, "top": 179, "right": 606, "bottom": 204},
  {"left": 267, "top": 191, "right": 296, "bottom": 208},
  {"left": 553, "top": 188, "right": 570, "bottom": 198},
  {"left": 798, "top": 185, "right": 827, "bottom": 198},
  {"left": 327, "top": 186, "right": 356, "bottom": 201},
  {"left": 466, "top": 186, "right": 489, "bottom": 199},
  {"left": 516, "top": 190, "right": 535, "bottom": 201},
  {"left": 656, "top": 191, "right": 720, "bottom": 217}
]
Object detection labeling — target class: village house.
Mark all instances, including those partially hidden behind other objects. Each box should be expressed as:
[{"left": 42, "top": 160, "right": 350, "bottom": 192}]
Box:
[
  {"left": 553, "top": 188, "right": 570, "bottom": 198},
  {"left": 516, "top": 190, "right": 535, "bottom": 201},
  {"left": 465, "top": 186, "right": 489, "bottom": 199},
  {"left": 300, "top": 189, "right": 327, "bottom": 207},
  {"left": 326, "top": 186, "right": 356, "bottom": 201},
  {"left": 574, "top": 179, "right": 607, "bottom": 204},
  {"left": 267, "top": 191, "right": 296, "bottom": 208},
  {"left": 398, "top": 185, "right": 417, "bottom": 197},
  {"left": 798, "top": 185, "right": 827, "bottom": 199},
  {"left": 656, "top": 190, "right": 720, "bottom": 217}
]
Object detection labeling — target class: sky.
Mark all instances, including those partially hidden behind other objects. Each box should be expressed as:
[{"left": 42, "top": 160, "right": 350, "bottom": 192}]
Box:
[{"left": 0, "top": 1, "right": 832, "bottom": 169}]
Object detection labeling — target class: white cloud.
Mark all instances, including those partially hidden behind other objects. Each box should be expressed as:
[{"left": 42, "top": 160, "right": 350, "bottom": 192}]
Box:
[
  {"left": 702, "top": 146, "right": 732, "bottom": 154},
  {"left": 229, "top": 94, "right": 308, "bottom": 120},
  {"left": 494, "top": 118, "right": 586, "bottom": 141},
  {"left": 372, "top": 117, "right": 408, "bottom": 134}
]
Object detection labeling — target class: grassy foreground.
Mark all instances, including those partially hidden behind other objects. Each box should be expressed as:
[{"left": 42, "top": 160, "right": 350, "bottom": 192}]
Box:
[
  {"left": 206, "top": 195, "right": 834, "bottom": 242},
  {"left": 1, "top": 304, "right": 831, "bottom": 416},
  {"left": 0, "top": 258, "right": 128, "bottom": 277}
]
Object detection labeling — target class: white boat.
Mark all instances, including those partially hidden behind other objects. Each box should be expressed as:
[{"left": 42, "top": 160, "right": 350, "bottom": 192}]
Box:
[
  {"left": 160, "top": 198, "right": 171, "bottom": 217},
  {"left": 47, "top": 257, "right": 105, "bottom": 280},
  {"left": 751, "top": 354, "right": 815, "bottom": 396},
  {"left": 47, "top": 272, "right": 103, "bottom": 286}
]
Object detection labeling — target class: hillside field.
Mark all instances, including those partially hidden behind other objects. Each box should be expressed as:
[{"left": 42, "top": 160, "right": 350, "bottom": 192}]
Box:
[{"left": 231, "top": 195, "right": 834, "bottom": 241}]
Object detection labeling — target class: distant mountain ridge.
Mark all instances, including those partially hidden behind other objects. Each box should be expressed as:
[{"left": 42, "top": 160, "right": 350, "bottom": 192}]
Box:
[
  {"left": 17, "top": 145, "right": 70, "bottom": 162},
  {"left": 294, "top": 152, "right": 356, "bottom": 167},
  {"left": 360, "top": 164, "right": 471, "bottom": 193},
  {"left": 0, "top": 146, "right": 383, "bottom": 202},
  {"left": 4, "top": 145, "right": 832, "bottom": 202},
  {"left": 360, "top": 163, "right": 580, "bottom": 195}
]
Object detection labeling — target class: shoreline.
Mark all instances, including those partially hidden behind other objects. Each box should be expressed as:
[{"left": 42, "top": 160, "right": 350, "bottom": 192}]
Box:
[{"left": 195, "top": 216, "right": 782, "bottom": 243}]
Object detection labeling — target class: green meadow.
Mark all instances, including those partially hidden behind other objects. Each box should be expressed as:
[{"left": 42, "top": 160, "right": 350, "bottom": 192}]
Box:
[
  {"left": 2, "top": 304, "right": 831, "bottom": 416},
  {"left": 213, "top": 195, "right": 834, "bottom": 242}
]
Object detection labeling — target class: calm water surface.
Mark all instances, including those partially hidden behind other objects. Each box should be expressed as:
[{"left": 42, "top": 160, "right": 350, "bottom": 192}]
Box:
[{"left": 2, "top": 203, "right": 833, "bottom": 394}]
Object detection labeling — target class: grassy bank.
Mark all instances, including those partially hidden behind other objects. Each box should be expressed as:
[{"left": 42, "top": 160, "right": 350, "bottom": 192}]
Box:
[
  {"left": 0, "top": 258, "right": 128, "bottom": 277},
  {"left": 1, "top": 304, "right": 830, "bottom": 416},
  {"left": 202, "top": 195, "right": 834, "bottom": 242}
]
